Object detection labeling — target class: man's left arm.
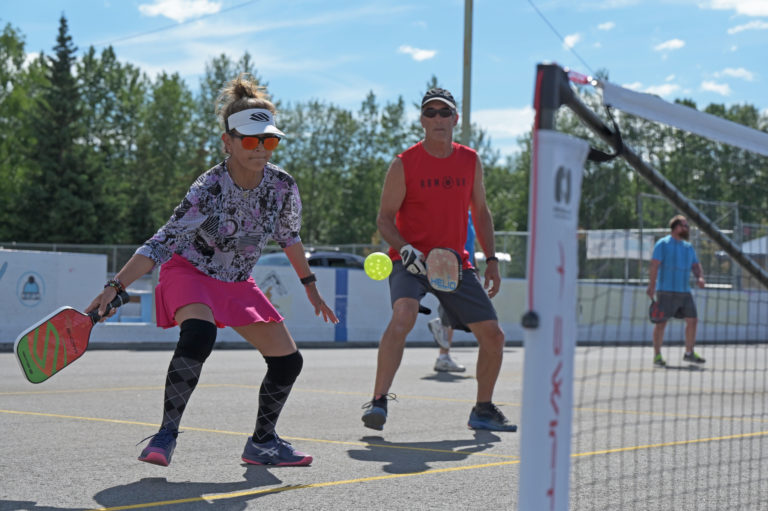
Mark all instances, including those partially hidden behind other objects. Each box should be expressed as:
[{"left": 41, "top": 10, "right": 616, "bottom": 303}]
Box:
[
  {"left": 469, "top": 157, "right": 501, "bottom": 298},
  {"left": 692, "top": 262, "right": 706, "bottom": 288}
]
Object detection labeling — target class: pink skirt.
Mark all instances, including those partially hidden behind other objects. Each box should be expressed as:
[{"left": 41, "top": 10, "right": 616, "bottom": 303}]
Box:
[{"left": 154, "top": 254, "right": 284, "bottom": 328}]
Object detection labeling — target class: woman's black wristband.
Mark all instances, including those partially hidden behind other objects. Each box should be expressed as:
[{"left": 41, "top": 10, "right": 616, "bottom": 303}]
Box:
[
  {"left": 300, "top": 273, "right": 317, "bottom": 285},
  {"left": 485, "top": 256, "right": 499, "bottom": 263}
]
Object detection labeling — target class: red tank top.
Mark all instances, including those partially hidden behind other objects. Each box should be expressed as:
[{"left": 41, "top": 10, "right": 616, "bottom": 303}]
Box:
[{"left": 388, "top": 141, "right": 476, "bottom": 269}]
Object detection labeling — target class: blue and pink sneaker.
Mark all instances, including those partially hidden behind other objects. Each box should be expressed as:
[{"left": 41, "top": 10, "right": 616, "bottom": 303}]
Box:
[{"left": 138, "top": 427, "right": 177, "bottom": 466}]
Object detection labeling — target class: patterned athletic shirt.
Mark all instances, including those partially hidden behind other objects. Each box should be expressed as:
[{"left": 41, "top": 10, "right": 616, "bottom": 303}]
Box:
[{"left": 136, "top": 160, "right": 302, "bottom": 282}]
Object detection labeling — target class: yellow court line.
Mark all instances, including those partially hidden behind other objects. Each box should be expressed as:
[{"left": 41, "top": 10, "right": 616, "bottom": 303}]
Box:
[
  {"left": 4, "top": 408, "right": 768, "bottom": 510},
  {"left": 86, "top": 460, "right": 519, "bottom": 511},
  {"left": 5, "top": 382, "right": 767, "bottom": 424},
  {"left": 0, "top": 384, "right": 522, "bottom": 407},
  {"left": 4, "top": 382, "right": 767, "bottom": 425},
  {"left": 0, "top": 383, "right": 257, "bottom": 396},
  {"left": 575, "top": 376, "right": 768, "bottom": 395},
  {"left": 0, "top": 385, "right": 163, "bottom": 396},
  {"left": 0, "top": 409, "right": 517, "bottom": 460},
  {"left": 573, "top": 405, "right": 768, "bottom": 424},
  {"left": 82, "top": 426, "right": 768, "bottom": 510},
  {"left": 574, "top": 428, "right": 768, "bottom": 457}
]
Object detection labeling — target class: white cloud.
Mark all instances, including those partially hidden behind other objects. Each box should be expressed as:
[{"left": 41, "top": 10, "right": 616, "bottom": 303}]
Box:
[
  {"left": 597, "top": 21, "right": 615, "bottom": 31},
  {"left": 563, "top": 33, "right": 582, "bottom": 49},
  {"left": 644, "top": 83, "right": 681, "bottom": 97},
  {"left": 623, "top": 81, "right": 643, "bottom": 90},
  {"left": 397, "top": 45, "right": 437, "bottom": 61},
  {"left": 727, "top": 20, "right": 768, "bottom": 34},
  {"left": 702, "top": 0, "right": 768, "bottom": 17},
  {"left": 23, "top": 52, "right": 41, "bottom": 68},
  {"left": 138, "top": 0, "right": 221, "bottom": 23},
  {"left": 701, "top": 80, "right": 732, "bottom": 96},
  {"left": 653, "top": 39, "right": 685, "bottom": 52},
  {"left": 717, "top": 67, "right": 755, "bottom": 81},
  {"left": 665, "top": 74, "right": 676, "bottom": 81},
  {"left": 472, "top": 106, "right": 535, "bottom": 140}
]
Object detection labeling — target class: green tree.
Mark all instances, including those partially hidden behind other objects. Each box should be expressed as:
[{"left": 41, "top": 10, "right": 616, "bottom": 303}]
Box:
[
  {"left": 334, "top": 92, "right": 390, "bottom": 244},
  {"left": 0, "top": 22, "right": 37, "bottom": 239},
  {"left": 25, "top": 16, "right": 102, "bottom": 242},
  {"left": 276, "top": 100, "right": 357, "bottom": 243},
  {"left": 126, "top": 72, "right": 200, "bottom": 242},
  {"left": 78, "top": 45, "right": 149, "bottom": 242},
  {"left": 707, "top": 104, "right": 768, "bottom": 224}
]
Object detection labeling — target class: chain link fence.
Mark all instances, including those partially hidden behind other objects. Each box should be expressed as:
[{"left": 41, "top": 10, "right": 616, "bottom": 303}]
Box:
[{"left": 3, "top": 225, "right": 766, "bottom": 290}]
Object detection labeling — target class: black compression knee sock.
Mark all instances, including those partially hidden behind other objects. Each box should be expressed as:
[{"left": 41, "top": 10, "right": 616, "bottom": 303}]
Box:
[
  {"left": 161, "top": 319, "right": 216, "bottom": 431},
  {"left": 253, "top": 351, "right": 303, "bottom": 443}
]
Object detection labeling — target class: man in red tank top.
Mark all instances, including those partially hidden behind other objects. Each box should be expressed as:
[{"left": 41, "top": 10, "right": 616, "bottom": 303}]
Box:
[{"left": 361, "top": 88, "right": 517, "bottom": 432}]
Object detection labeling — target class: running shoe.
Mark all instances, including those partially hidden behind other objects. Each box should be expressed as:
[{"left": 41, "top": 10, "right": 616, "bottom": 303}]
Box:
[
  {"left": 468, "top": 404, "right": 518, "bottom": 432},
  {"left": 434, "top": 355, "right": 466, "bottom": 373},
  {"left": 683, "top": 352, "right": 706, "bottom": 364},
  {"left": 653, "top": 354, "right": 667, "bottom": 367},
  {"left": 361, "top": 393, "right": 396, "bottom": 431},
  {"left": 242, "top": 435, "right": 312, "bottom": 466},
  {"left": 428, "top": 318, "right": 450, "bottom": 349},
  {"left": 138, "top": 427, "right": 178, "bottom": 466}
]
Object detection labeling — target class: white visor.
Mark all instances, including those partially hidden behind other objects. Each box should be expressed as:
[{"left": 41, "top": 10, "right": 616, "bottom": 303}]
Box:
[{"left": 226, "top": 108, "right": 285, "bottom": 137}]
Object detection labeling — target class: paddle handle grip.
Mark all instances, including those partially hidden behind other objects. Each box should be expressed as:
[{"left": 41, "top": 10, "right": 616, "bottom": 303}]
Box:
[{"left": 88, "top": 290, "right": 131, "bottom": 324}]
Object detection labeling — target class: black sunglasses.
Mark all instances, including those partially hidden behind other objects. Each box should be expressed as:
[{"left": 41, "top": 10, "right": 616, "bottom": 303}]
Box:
[{"left": 422, "top": 107, "right": 454, "bottom": 118}]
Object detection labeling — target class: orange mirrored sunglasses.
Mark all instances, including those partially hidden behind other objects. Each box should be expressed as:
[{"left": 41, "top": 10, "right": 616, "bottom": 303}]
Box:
[{"left": 231, "top": 133, "right": 280, "bottom": 151}]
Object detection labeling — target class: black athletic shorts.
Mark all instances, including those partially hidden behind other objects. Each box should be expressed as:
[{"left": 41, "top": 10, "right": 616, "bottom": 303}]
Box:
[
  {"left": 389, "top": 261, "right": 497, "bottom": 332},
  {"left": 652, "top": 291, "right": 697, "bottom": 323}
]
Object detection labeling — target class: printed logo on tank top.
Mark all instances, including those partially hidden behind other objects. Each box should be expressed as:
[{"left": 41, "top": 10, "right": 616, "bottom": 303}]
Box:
[{"left": 420, "top": 176, "right": 469, "bottom": 189}]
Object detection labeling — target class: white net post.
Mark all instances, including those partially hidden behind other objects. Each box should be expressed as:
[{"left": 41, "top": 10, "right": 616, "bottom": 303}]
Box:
[{"left": 518, "top": 123, "right": 589, "bottom": 509}]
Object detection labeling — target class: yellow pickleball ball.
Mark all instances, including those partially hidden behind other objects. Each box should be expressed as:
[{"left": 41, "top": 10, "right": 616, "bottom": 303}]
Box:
[{"left": 364, "top": 252, "right": 393, "bottom": 280}]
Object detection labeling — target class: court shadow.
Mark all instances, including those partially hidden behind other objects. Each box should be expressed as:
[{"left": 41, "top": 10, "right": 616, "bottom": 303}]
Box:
[
  {"left": 420, "top": 372, "right": 474, "bottom": 382},
  {"left": 0, "top": 501, "right": 83, "bottom": 511},
  {"left": 347, "top": 431, "right": 502, "bottom": 474},
  {"left": 92, "top": 468, "right": 283, "bottom": 511},
  {"left": 661, "top": 364, "right": 706, "bottom": 371}
]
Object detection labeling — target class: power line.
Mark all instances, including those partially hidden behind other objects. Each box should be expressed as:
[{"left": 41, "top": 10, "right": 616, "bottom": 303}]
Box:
[
  {"left": 94, "top": 0, "right": 259, "bottom": 47},
  {"left": 526, "top": 0, "right": 595, "bottom": 76}
]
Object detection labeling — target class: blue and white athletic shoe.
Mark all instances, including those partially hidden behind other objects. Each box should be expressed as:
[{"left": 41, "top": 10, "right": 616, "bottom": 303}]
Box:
[
  {"left": 242, "top": 436, "right": 312, "bottom": 466},
  {"left": 468, "top": 404, "right": 518, "bottom": 432}
]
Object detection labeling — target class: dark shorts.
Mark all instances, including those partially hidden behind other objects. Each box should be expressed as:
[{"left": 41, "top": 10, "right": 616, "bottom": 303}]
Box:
[
  {"left": 654, "top": 291, "right": 697, "bottom": 322},
  {"left": 389, "top": 261, "right": 497, "bottom": 332}
]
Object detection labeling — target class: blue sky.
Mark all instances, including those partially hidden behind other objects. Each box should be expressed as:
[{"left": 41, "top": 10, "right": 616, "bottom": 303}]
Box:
[{"left": 4, "top": 0, "right": 767, "bottom": 156}]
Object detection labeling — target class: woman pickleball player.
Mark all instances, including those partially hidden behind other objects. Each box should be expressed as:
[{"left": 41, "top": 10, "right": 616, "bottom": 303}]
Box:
[{"left": 87, "top": 74, "right": 338, "bottom": 467}]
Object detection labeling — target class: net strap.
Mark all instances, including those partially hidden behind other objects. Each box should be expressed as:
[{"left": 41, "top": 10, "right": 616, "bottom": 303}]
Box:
[{"left": 587, "top": 106, "right": 623, "bottom": 163}]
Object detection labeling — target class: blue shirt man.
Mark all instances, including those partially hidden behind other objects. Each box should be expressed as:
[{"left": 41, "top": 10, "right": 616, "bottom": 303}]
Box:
[
  {"left": 652, "top": 235, "right": 699, "bottom": 292},
  {"left": 646, "top": 215, "right": 706, "bottom": 366}
]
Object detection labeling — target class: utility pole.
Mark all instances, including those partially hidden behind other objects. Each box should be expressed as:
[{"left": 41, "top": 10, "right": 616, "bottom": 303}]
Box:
[{"left": 461, "top": 0, "right": 473, "bottom": 146}]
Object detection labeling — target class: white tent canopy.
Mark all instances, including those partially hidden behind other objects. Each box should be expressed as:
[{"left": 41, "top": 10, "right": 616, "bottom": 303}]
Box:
[{"left": 742, "top": 235, "right": 768, "bottom": 255}]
